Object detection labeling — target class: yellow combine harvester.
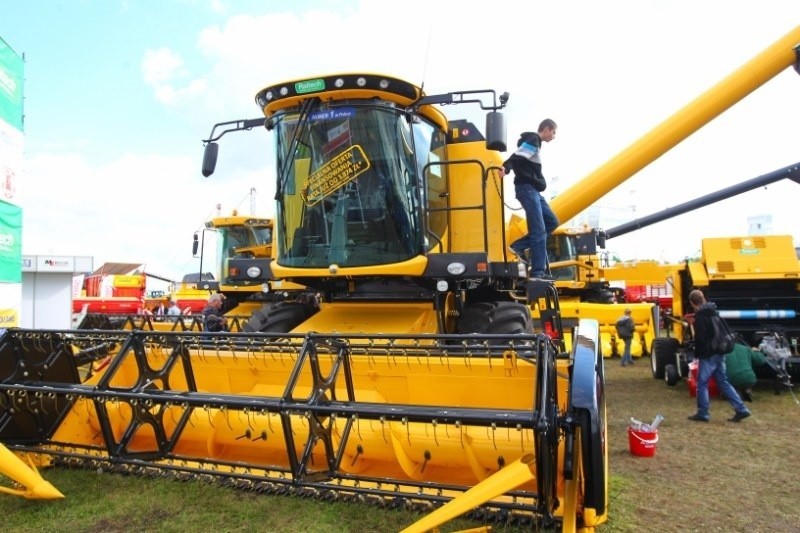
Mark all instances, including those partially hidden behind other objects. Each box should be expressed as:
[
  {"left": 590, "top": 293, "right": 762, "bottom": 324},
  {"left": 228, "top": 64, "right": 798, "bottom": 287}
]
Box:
[
  {"left": 88, "top": 214, "right": 299, "bottom": 333},
  {"left": 0, "top": 75, "right": 609, "bottom": 531}
]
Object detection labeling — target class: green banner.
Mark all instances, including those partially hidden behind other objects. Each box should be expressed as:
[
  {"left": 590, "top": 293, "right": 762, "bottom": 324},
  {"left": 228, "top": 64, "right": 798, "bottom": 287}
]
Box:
[
  {"left": 0, "top": 36, "right": 24, "bottom": 132},
  {"left": 0, "top": 199, "right": 22, "bottom": 282}
]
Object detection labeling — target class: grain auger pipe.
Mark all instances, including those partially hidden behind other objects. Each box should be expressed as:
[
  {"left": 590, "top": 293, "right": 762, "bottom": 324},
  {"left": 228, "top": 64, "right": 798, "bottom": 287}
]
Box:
[
  {"left": 549, "top": 24, "right": 800, "bottom": 225},
  {"left": 603, "top": 161, "right": 800, "bottom": 239}
]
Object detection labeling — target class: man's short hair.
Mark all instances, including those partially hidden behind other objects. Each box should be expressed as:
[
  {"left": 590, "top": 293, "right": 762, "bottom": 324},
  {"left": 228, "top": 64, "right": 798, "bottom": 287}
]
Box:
[
  {"left": 208, "top": 293, "right": 225, "bottom": 304},
  {"left": 624, "top": 308, "right": 632, "bottom": 315},
  {"left": 689, "top": 289, "right": 706, "bottom": 306},
  {"left": 538, "top": 118, "right": 557, "bottom": 132}
]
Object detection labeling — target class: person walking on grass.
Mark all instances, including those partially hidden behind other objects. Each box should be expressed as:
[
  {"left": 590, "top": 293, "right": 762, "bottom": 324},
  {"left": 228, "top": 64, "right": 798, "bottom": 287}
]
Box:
[
  {"left": 616, "top": 308, "right": 635, "bottom": 366},
  {"left": 687, "top": 289, "right": 751, "bottom": 423}
]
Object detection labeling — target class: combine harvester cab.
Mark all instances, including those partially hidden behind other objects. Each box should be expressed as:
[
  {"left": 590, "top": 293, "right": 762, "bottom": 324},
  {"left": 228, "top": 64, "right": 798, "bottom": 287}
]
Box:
[{"left": 1, "top": 73, "right": 609, "bottom": 531}]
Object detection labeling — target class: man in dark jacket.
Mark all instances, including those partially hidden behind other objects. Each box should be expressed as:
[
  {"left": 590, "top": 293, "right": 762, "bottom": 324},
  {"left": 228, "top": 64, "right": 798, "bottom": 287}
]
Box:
[
  {"left": 202, "top": 293, "right": 229, "bottom": 332},
  {"left": 616, "top": 308, "right": 635, "bottom": 366},
  {"left": 499, "top": 119, "right": 560, "bottom": 279},
  {"left": 687, "top": 290, "right": 751, "bottom": 422}
]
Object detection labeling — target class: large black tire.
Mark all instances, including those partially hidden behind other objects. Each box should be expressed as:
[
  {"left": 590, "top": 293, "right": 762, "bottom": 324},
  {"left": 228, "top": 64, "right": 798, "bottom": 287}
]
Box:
[
  {"left": 243, "top": 302, "right": 316, "bottom": 333},
  {"left": 651, "top": 337, "right": 679, "bottom": 379},
  {"left": 456, "top": 301, "right": 533, "bottom": 335},
  {"left": 581, "top": 288, "right": 616, "bottom": 304},
  {"left": 665, "top": 364, "right": 680, "bottom": 386}
]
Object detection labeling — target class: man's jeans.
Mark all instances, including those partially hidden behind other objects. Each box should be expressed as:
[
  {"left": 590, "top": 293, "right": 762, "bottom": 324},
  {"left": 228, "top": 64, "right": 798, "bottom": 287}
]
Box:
[
  {"left": 510, "top": 183, "right": 559, "bottom": 275},
  {"left": 621, "top": 337, "right": 633, "bottom": 365},
  {"left": 696, "top": 354, "right": 748, "bottom": 418}
]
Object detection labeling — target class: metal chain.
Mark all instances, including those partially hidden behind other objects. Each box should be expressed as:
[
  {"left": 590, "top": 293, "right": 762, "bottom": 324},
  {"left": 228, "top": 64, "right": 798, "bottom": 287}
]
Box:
[{"left": 489, "top": 168, "right": 523, "bottom": 211}]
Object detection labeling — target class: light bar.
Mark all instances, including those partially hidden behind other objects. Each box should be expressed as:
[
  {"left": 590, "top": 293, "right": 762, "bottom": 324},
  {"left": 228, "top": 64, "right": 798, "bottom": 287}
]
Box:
[
  {"left": 255, "top": 74, "right": 420, "bottom": 108},
  {"left": 718, "top": 309, "right": 797, "bottom": 319}
]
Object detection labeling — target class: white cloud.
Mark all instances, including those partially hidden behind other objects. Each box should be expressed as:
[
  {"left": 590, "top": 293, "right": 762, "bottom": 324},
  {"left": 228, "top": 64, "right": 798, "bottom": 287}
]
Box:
[
  {"left": 141, "top": 47, "right": 185, "bottom": 85},
  {"left": 141, "top": 47, "right": 208, "bottom": 105}
]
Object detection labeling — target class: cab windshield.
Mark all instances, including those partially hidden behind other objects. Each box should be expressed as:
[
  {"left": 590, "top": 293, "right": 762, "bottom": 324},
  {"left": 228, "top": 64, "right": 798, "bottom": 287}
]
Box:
[
  {"left": 273, "top": 102, "right": 425, "bottom": 268},
  {"left": 218, "top": 225, "right": 272, "bottom": 259}
]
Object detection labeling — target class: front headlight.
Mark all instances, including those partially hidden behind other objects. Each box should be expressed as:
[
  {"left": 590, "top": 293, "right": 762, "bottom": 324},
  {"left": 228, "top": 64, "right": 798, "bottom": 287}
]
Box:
[{"left": 246, "top": 266, "right": 262, "bottom": 278}]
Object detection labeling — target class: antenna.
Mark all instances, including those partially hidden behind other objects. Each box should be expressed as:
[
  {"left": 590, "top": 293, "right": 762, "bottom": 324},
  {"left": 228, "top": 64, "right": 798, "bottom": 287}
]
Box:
[
  {"left": 419, "top": 18, "right": 434, "bottom": 93},
  {"left": 249, "top": 187, "right": 257, "bottom": 215}
]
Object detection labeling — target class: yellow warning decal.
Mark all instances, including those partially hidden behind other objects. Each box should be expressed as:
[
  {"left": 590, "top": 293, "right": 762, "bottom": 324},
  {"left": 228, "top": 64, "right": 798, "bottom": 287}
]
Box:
[{"left": 304, "top": 145, "right": 371, "bottom": 206}]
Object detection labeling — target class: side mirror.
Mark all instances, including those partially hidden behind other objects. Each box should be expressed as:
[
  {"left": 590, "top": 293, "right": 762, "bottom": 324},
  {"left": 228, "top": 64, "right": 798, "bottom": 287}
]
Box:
[
  {"left": 596, "top": 230, "right": 607, "bottom": 250},
  {"left": 202, "top": 143, "right": 219, "bottom": 177},
  {"left": 485, "top": 111, "right": 506, "bottom": 152},
  {"left": 192, "top": 233, "right": 199, "bottom": 256}
]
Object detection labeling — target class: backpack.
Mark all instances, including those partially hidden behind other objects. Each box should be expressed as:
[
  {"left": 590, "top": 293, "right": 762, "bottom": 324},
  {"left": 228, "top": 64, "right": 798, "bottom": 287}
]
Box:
[
  {"left": 709, "top": 314, "right": 736, "bottom": 354},
  {"left": 615, "top": 316, "right": 634, "bottom": 338}
]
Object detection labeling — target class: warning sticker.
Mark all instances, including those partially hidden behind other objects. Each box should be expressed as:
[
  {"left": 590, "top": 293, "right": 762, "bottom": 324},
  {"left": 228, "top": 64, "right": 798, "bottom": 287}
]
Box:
[{"left": 304, "top": 145, "right": 371, "bottom": 206}]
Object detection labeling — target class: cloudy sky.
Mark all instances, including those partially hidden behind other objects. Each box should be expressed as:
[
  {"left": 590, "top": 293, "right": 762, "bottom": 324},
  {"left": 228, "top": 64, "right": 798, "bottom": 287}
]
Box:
[{"left": 2, "top": 0, "right": 799, "bottom": 282}]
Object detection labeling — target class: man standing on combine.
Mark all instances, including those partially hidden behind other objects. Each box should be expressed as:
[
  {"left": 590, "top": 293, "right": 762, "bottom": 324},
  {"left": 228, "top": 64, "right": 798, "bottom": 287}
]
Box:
[{"left": 499, "top": 119, "right": 559, "bottom": 279}]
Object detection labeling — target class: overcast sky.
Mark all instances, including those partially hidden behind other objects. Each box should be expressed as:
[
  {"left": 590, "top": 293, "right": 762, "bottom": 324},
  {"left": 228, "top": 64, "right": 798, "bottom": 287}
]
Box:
[{"left": 2, "top": 0, "right": 799, "bottom": 283}]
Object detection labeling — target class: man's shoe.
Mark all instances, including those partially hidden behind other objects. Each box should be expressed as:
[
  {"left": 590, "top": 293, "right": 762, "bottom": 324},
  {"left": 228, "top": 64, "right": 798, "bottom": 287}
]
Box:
[
  {"left": 508, "top": 246, "right": 529, "bottom": 265},
  {"left": 728, "top": 411, "right": 751, "bottom": 423},
  {"left": 531, "top": 272, "right": 555, "bottom": 280},
  {"left": 687, "top": 414, "right": 709, "bottom": 422}
]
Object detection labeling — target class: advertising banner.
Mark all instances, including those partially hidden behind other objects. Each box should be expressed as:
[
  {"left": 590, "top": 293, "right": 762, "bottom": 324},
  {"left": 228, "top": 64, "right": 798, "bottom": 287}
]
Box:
[
  {"left": 0, "top": 37, "right": 22, "bottom": 206},
  {"left": 0, "top": 199, "right": 22, "bottom": 282},
  {"left": 0, "top": 282, "right": 20, "bottom": 328},
  {"left": 0, "top": 36, "right": 24, "bottom": 132}
]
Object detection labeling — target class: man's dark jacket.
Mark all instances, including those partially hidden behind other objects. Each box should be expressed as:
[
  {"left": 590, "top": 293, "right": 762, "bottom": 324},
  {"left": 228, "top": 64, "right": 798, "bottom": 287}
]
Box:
[
  {"left": 693, "top": 302, "right": 722, "bottom": 359},
  {"left": 502, "top": 131, "right": 547, "bottom": 192}
]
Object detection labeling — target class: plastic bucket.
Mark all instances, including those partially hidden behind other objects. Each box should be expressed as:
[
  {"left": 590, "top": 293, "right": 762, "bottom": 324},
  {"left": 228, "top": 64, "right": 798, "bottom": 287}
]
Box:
[{"left": 628, "top": 427, "right": 658, "bottom": 457}]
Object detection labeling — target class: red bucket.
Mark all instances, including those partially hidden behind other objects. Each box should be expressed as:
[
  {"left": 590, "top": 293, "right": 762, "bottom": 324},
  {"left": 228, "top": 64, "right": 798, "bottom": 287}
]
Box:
[{"left": 628, "top": 427, "right": 658, "bottom": 457}]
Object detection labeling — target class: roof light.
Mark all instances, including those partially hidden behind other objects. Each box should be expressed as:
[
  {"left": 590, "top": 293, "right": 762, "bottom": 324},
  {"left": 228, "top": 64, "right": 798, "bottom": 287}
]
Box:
[
  {"left": 356, "top": 77, "right": 367, "bottom": 87},
  {"left": 334, "top": 78, "right": 345, "bottom": 88},
  {"left": 279, "top": 86, "right": 289, "bottom": 96},
  {"left": 379, "top": 79, "right": 389, "bottom": 89}
]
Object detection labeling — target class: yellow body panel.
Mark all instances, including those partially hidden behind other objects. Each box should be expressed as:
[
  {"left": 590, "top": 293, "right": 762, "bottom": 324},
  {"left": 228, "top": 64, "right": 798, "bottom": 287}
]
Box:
[{"left": 700, "top": 235, "right": 800, "bottom": 280}]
